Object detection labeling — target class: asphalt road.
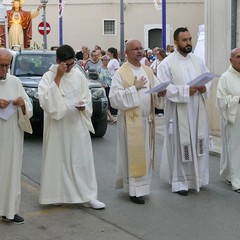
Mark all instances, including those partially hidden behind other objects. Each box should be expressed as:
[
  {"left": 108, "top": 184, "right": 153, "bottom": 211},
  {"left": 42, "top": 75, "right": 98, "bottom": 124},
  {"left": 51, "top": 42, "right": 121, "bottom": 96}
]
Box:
[{"left": 1, "top": 120, "right": 240, "bottom": 240}]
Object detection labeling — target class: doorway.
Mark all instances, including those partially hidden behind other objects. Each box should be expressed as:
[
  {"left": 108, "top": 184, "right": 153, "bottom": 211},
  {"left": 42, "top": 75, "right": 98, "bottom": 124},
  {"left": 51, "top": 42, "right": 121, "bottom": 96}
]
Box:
[{"left": 148, "top": 28, "right": 162, "bottom": 49}]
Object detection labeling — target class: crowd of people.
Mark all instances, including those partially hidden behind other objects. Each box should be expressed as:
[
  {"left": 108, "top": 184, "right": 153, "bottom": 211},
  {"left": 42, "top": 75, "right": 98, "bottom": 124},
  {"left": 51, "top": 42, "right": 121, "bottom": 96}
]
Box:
[
  {"left": 76, "top": 43, "right": 172, "bottom": 71},
  {"left": 75, "top": 43, "right": 173, "bottom": 123},
  {"left": 1, "top": 26, "right": 239, "bottom": 225}
]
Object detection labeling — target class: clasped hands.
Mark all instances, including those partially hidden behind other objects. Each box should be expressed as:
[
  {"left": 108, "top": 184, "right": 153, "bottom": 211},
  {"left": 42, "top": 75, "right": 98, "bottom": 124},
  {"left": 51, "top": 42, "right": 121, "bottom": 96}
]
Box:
[
  {"left": 0, "top": 97, "right": 25, "bottom": 109},
  {"left": 189, "top": 86, "right": 206, "bottom": 96}
]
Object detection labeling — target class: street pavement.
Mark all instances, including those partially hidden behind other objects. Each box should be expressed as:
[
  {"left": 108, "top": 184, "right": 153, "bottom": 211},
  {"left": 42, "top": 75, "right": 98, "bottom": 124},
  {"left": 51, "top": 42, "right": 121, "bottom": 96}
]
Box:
[{"left": 1, "top": 115, "right": 238, "bottom": 240}]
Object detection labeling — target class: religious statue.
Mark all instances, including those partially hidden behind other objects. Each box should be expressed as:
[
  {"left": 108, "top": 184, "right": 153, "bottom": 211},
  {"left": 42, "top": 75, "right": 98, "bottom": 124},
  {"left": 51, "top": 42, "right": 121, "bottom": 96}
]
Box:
[{"left": 0, "top": 0, "right": 42, "bottom": 49}]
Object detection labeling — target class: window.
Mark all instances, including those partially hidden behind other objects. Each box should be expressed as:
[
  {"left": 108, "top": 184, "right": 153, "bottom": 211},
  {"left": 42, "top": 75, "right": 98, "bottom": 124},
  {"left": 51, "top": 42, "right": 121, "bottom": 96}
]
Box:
[
  {"left": 14, "top": 53, "right": 56, "bottom": 76},
  {"left": 103, "top": 19, "right": 117, "bottom": 35}
]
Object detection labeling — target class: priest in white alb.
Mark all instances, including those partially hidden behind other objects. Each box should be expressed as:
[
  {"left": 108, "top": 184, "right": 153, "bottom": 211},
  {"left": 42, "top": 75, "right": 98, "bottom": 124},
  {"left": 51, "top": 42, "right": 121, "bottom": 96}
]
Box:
[
  {"left": 157, "top": 27, "right": 211, "bottom": 196},
  {"left": 0, "top": 48, "right": 32, "bottom": 224},
  {"left": 216, "top": 48, "right": 240, "bottom": 192},
  {"left": 109, "top": 39, "right": 163, "bottom": 204},
  {"left": 38, "top": 45, "right": 105, "bottom": 210}
]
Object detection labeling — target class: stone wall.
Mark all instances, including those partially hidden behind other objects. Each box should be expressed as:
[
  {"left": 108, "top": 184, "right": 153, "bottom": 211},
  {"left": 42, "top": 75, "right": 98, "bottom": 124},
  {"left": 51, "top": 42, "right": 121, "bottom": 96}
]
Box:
[{"left": 205, "top": 0, "right": 232, "bottom": 136}]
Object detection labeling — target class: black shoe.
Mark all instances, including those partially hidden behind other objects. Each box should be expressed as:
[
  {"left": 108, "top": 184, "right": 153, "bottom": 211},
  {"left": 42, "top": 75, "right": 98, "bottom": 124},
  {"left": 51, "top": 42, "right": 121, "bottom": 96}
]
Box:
[
  {"left": 226, "top": 179, "right": 232, "bottom": 185},
  {"left": 2, "top": 214, "right": 25, "bottom": 224},
  {"left": 176, "top": 190, "right": 188, "bottom": 196},
  {"left": 130, "top": 196, "right": 145, "bottom": 204}
]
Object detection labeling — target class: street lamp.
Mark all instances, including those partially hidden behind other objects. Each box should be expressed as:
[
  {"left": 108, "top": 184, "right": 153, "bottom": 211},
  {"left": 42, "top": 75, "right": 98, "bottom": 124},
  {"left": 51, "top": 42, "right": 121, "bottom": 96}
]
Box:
[{"left": 40, "top": 0, "right": 48, "bottom": 49}]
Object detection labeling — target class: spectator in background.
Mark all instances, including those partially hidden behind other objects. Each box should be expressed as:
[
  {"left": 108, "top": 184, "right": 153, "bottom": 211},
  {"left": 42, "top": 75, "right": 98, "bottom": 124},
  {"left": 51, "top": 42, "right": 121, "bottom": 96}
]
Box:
[
  {"left": 107, "top": 47, "right": 120, "bottom": 77},
  {"left": 94, "top": 45, "right": 101, "bottom": 51},
  {"left": 79, "top": 52, "right": 90, "bottom": 68},
  {"left": 166, "top": 44, "right": 174, "bottom": 55},
  {"left": 146, "top": 49, "right": 154, "bottom": 64},
  {"left": 118, "top": 50, "right": 127, "bottom": 65},
  {"left": 152, "top": 47, "right": 159, "bottom": 61},
  {"left": 94, "top": 46, "right": 103, "bottom": 60},
  {"left": 107, "top": 47, "right": 120, "bottom": 116},
  {"left": 150, "top": 48, "right": 167, "bottom": 76},
  {"left": 96, "top": 49, "right": 103, "bottom": 60},
  {"left": 216, "top": 48, "right": 240, "bottom": 192},
  {"left": 100, "top": 50, "right": 106, "bottom": 57},
  {"left": 140, "top": 50, "right": 151, "bottom": 66},
  {"left": 76, "top": 45, "right": 89, "bottom": 60},
  {"left": 84, "top": 50, "right": 102, "bottom": 72},
  {"left": 97, "top": 55, "right": 117, "bottom": 123}
]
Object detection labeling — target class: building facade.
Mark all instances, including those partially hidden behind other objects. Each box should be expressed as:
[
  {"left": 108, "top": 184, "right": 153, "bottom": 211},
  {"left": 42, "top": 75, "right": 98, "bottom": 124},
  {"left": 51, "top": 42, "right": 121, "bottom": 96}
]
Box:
[
  {"left": 1, "top": 0, "right": 204, "bottom": 51},
  {"left": 205, "top": 0, "right": 240, "bottom": 136}
]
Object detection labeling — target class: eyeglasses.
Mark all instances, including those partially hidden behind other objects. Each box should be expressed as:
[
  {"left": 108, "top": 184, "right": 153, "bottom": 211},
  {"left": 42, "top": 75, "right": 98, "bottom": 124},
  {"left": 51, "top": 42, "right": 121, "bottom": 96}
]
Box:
[
  {"left": 0, "top": 64, "right": 11, "bottom": 69},
  {"left": 128, "top": 47, "right": 144, "bottom": 52}
]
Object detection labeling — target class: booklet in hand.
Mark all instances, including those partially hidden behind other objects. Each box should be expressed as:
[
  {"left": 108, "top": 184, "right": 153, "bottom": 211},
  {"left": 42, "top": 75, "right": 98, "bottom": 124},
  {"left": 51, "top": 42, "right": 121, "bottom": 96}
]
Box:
[
  {"left": 146, "top": 80, "right": 171, "bottom": 94},
  {"left": 0, "top": 101, "right": 18, "bottom": 120},
  {"left": 187, "top": 72, "right": 218, "bottom": 87}
]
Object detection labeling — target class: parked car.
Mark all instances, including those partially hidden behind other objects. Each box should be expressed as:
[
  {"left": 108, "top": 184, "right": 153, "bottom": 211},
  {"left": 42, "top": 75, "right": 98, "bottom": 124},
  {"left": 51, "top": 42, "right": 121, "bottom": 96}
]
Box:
[{"left": 10, "top": 49, "right": 108, "bottom": 137}]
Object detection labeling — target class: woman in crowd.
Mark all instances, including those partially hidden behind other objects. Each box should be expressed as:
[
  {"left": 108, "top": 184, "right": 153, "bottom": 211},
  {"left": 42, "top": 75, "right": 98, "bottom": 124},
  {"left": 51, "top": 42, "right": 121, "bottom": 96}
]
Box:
[
  {"left": 79, "top": 52, "right": 90, "bottom": 68},
  {"left": 97, "top": 55, "right": 117, "bottom": 123},
  {"left": 150, "top": 48, "right": 167, "bottom": 75},
  {"left": 107, "top": 47, "right": 120, "bottom": 78},
  {"left": 140, "top": 49, "right": 151, "bottom": 66},
  {"left": 107, "top": 47, "right": 120, "bottom": 116}
]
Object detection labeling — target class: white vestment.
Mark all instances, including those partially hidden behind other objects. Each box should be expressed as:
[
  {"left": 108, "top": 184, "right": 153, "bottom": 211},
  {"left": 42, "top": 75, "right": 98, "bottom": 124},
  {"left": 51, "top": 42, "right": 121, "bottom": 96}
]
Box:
[
  {"left": 38, "top": 65, "right": 98, "bottom": 204},
  {"left": 0, "top": 74, "right": 32, "bottom": 219},
  {"left": 216, "top": 66, "right": 240, "bottom": 190},
  {"left": 157, "top": 51, "right": 210, "bottom": 192},
  {"left": 109, "top": 62, "right": 162, "bottom": 197}
]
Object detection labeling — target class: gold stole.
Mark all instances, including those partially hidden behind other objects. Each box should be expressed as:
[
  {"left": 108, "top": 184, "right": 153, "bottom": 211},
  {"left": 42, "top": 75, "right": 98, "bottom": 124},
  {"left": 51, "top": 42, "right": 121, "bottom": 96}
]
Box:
[{"left": 118, "top": 62, "right": 155, "bottom": 177}]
